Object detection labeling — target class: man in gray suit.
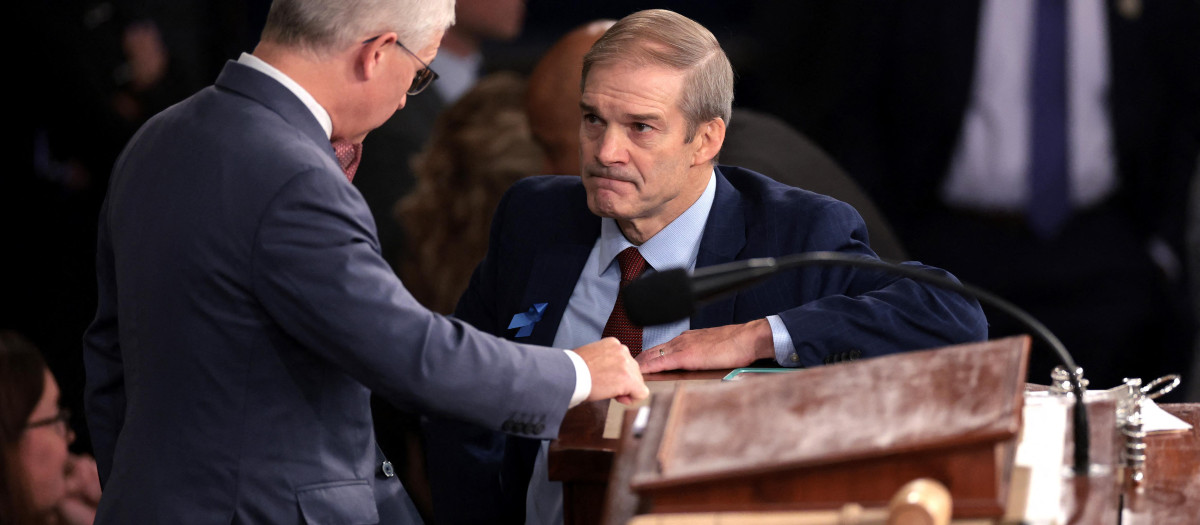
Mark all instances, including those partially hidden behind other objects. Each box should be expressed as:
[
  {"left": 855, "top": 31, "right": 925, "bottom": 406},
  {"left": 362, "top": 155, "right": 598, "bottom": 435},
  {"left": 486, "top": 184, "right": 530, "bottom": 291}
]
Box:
[{"left": 81, "top": 0, "right": 648, "bottom": 523}]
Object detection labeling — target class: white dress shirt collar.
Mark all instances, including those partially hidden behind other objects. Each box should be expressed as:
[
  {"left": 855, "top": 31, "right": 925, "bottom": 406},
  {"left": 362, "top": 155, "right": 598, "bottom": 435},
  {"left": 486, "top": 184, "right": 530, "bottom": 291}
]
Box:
[{"left": 237, "top": 52, "right": 334, "bottom": 139}]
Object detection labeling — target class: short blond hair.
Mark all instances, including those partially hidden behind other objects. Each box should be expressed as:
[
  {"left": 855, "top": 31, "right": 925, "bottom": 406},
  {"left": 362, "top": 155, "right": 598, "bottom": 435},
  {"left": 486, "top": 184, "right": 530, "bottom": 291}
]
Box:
[{"left": 581, "top": 9, "right": 733, "bottom": 141}]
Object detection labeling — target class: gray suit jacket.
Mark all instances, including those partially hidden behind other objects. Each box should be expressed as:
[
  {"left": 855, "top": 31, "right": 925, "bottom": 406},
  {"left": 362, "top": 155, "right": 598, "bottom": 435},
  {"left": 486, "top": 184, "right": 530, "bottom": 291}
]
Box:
[{"left": 83, "top": 60, "right": 575, "bottom": 524}]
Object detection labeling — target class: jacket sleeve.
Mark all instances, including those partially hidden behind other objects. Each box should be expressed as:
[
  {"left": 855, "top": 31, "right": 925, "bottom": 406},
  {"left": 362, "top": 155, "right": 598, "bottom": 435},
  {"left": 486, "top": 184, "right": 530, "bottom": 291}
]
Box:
[
  {"left": 82, "top": 197, "right": 125, "bottom": 486},
  {"left": 250, "top": 168, "right": 575, "bottom": 437},
  {"left": 775, "top": 199, "right": 989, "bottom": 365}
]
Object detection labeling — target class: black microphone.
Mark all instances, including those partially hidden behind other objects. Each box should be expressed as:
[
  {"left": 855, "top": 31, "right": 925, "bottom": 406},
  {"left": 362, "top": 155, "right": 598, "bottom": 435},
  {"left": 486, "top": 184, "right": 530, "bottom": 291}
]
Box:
[
  {"left": 623, "top": 257, "right": 778, "bottom": 326},
  {"left": 622, "top": 251, "right": 1093, "bottom": 476}
]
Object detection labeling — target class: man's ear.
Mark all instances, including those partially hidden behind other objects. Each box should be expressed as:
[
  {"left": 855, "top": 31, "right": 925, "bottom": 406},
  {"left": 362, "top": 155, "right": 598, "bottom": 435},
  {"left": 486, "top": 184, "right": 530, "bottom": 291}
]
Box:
[
  {"left": 357, "top": 32, "right": 398, "bottom": 81},
  {"left": 691, "top": 117, "right": 727, "bottom": 166}
]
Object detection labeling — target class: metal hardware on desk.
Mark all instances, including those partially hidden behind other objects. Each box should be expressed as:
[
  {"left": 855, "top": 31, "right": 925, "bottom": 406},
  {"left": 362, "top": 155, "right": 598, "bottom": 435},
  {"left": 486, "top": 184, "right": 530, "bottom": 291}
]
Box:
[
  {"left": 1117, "top": 374, "right": 1180, "bottom": 489},
  {"left": 1119, "top": 379, "right": 1147, "bottom": 487},
  {"left": 632, "top": 405, "right": 651, "bottom": 438},
  {"left": 1139, "top": 374, "right": 1181, "bottom": 401},
  {"left": 1050, "top": 365, "right": 1089, "bottom": 394}
]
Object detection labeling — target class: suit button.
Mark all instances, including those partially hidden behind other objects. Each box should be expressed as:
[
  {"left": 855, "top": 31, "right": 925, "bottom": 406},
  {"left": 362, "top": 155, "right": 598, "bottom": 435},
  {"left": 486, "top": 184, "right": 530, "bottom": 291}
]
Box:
[
  {"left": 521, "top": 423, "right": 532, "bottom": 434},
  {"left": 502, "top": 421, "right": 514, "bottom": 432},
  {"left": 380, "top": 460, "right": 395, "bottom": 478},
  {"left": 533, "top": 423, "right": 545, "bottom": 435}
]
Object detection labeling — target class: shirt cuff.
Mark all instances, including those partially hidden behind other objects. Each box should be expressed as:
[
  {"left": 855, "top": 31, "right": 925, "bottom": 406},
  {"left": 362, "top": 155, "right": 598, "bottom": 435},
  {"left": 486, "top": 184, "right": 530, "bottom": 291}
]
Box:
[
  {"left": 564, "top": 350, "right": 591, "bottom": 408},
  {"left": 766, "top": 315, "right": 800, "bottom": 366}
]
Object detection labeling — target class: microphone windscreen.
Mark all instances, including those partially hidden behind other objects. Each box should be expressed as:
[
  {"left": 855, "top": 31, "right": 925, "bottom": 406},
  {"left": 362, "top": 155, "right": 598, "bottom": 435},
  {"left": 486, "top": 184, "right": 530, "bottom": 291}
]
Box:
[{"left": 623, "top": 269, "right": 695, "bottom": 326}]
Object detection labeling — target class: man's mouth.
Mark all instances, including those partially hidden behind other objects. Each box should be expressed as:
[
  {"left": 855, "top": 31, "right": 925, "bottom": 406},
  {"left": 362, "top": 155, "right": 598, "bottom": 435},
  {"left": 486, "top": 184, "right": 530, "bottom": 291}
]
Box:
[{"left": 585, "top": 168, "right": 635, "bottom": 185}]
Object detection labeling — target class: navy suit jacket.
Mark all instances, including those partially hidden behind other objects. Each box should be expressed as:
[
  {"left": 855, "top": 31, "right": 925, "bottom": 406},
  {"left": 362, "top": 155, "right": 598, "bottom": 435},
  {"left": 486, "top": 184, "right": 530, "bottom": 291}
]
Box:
[
  {"left": 83, "top": 60, "right": 577, "bottom": 524},
  {"left": 428, "top": 167, "right": 988, "bottom": 522}
]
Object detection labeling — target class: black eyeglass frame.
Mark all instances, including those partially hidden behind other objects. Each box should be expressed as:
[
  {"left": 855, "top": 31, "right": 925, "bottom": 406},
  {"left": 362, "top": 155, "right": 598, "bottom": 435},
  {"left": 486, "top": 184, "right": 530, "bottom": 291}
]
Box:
[
  {"left": 26, "top": 408, "right": 72, "bottom": 435},
  {"left": 362, "top": 35, "right": 439, "bottom": 96}
]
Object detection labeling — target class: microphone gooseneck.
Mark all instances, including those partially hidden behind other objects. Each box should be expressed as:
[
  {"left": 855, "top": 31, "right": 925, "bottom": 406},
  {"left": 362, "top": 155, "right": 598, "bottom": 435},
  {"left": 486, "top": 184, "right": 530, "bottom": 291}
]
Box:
[{"left": 621, "top": 251, "right": 1091, "bottom": 476}]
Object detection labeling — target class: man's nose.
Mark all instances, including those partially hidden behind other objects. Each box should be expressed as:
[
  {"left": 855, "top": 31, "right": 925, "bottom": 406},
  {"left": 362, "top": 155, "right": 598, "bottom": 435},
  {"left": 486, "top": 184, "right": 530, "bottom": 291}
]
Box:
[{"left": 595, "top": 127, "right": 628, "bottom": 165}]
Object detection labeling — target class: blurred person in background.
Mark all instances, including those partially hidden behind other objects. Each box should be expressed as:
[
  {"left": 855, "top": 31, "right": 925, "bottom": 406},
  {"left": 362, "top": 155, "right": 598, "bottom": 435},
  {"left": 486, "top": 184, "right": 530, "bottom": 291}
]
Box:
[
  {"left": 1, "top": 331, "right": 101, "bottom": 525},
  {"left": 822, "top": 0, "right": 1200, "bottom": 395},
  {"left": 525, "top": 20, "right": 615, "bottom": 176},
  {"left": 397, "top": 72, "right": 546, "bottom": 315},
  {"left": 15, "top": 0, "right": 253, "bottom": 459}
]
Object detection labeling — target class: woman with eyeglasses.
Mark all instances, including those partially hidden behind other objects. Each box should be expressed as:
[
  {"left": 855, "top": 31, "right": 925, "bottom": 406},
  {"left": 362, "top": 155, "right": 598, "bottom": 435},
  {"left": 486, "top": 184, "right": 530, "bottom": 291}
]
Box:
[{"left": 1, "top": 331, "right": 101, "bottom": 525}]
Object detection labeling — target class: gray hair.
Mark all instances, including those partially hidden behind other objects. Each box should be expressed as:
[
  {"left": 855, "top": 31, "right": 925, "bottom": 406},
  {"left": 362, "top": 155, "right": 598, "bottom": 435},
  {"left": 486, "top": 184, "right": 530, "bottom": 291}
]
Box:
[
  {"left": 581, "top": 9, "right": 734, "bottom": 141},
  {"left": 262, "top": 0, "right": 455, "bottom": 57}
]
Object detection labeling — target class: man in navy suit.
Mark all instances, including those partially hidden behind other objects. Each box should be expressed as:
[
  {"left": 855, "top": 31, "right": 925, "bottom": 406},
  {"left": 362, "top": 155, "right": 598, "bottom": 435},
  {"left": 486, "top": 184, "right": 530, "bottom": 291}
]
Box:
[
  {"left": 81, "top": 0, "right": 649, "bottom": 523},
  {"left": 426, "top": 9, "right": 988, "bottom": 523}
]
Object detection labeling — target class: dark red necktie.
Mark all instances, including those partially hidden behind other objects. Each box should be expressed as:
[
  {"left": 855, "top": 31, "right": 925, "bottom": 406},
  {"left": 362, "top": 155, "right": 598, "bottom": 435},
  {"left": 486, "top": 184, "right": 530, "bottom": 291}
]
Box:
[
  {"left": 332, "top": 140, "right": 363, "bottom": 181},
  {"left": 602, "top": 247, "right": 650, "bottom": 357}
]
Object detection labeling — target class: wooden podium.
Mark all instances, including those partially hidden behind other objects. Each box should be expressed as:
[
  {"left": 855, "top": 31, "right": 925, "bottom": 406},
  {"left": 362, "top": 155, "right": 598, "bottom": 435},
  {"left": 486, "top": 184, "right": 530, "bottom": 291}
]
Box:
[{"left": 617, "top": 336, "right": 1030, "bottom": 519}]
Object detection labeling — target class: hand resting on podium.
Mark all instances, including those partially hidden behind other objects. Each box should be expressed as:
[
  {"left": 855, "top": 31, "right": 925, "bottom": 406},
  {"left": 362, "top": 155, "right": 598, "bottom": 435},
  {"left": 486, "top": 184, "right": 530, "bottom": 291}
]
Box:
[{"left": 636, "top": 318, "right": 775, "bottom": 374}]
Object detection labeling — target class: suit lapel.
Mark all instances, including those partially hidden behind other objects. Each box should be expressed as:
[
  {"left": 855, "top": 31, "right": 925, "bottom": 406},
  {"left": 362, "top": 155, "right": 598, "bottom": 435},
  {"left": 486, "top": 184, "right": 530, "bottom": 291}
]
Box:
[
  {"left": 510, "top": 187, "right": 600, "bottom": 346},
  {"left": 518, "top": 243, "right": 593, "bottom": 346},
  {"left": 691, "top": 167, "right": 747, "bottom": 329}
]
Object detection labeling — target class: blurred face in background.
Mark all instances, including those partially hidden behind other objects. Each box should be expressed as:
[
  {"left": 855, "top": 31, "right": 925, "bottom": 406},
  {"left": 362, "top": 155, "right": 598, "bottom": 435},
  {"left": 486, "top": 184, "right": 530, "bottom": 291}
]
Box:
[
  {"left": 454, "top": 0, "right": 527, "bottom": 41},
  {"left": 525, "top": 20, "right": 614, "bottom": 175},
  {"left": 19, "top": 370, "right": 72, "bottom": 513}
]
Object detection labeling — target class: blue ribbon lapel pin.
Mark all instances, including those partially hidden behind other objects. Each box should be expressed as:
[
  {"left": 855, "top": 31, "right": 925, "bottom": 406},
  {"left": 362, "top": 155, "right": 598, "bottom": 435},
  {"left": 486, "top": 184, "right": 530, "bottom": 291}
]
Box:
[{"left": 508, "top": 303, "right": 548, "bottom": 338}]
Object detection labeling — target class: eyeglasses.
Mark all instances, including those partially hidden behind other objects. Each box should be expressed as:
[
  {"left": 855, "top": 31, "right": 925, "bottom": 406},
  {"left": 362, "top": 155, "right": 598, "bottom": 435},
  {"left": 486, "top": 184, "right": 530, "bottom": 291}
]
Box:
[
  {"left": 362, "top": 35, "right": 439, "bottom": 96},
  {"left": 26, "top": 408, "right": 72, "bottom": 437}
]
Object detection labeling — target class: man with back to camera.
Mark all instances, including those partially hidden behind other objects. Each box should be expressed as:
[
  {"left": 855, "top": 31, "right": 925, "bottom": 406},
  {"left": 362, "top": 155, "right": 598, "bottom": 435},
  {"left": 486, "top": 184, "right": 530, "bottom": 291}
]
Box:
[
  {"left": 81, "top": 0, "right": 649, "bottom": 523},
  {"left": 425, "top": 9, "right": 989, "bottom": 523}
]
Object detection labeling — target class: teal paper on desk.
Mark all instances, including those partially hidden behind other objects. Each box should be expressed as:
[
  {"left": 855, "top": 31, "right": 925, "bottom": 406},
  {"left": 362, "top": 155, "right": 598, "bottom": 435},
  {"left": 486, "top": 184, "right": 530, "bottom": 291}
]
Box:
[{"left": 722, "top": 367, "right": 803, "bottom": 381}]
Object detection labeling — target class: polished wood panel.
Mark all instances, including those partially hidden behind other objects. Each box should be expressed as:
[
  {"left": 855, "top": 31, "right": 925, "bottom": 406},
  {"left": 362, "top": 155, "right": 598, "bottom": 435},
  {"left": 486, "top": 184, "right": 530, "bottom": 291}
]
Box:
[
  {"left": 553, "top": 374, "right": 1199, "bottom": 525},
  {"left": 1123, "top": 403, "right": 1200, "bottom": 525},
  {"left": 626, "top": 338, "right": 1030, "bottom": 519}
]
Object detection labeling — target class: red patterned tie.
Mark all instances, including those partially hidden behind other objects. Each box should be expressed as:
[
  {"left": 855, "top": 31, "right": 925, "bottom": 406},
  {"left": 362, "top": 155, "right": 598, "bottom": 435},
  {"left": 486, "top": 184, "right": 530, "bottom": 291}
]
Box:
[
  {"left": 331, "top": 139, "right": 363, "bottom": 181},
  {"left": 602, "top": 247, "right": 650, "bottom": 357}
]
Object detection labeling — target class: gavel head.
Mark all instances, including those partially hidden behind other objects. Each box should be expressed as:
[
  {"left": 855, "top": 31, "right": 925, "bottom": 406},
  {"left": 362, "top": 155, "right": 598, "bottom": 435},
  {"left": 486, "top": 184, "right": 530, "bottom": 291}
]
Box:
[{"left": 887, "top": 478, "right": 952, "bottom": 525}]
